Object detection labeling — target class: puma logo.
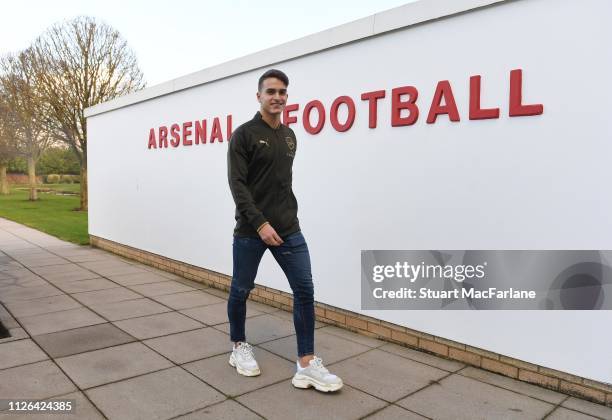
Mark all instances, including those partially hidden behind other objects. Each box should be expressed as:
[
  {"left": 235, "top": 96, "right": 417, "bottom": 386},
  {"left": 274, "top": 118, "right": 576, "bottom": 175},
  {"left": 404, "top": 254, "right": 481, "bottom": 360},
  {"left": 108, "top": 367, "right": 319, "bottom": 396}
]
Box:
[{"left": 259, "top": 139, "right": 269, "bottom": 147}]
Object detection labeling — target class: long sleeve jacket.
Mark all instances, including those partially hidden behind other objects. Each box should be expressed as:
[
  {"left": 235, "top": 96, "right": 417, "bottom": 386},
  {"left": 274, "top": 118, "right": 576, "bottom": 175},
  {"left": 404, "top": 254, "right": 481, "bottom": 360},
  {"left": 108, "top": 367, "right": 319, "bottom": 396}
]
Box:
[{"left": 227, "top": 111, "right": 300, "bottom": 237}]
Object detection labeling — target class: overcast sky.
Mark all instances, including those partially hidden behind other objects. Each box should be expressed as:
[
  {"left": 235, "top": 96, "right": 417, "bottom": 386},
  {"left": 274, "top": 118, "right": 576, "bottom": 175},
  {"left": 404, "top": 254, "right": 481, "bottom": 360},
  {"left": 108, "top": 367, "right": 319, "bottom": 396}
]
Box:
[{"left": 1, "top": 0, "right": 414, "bottom": 87}]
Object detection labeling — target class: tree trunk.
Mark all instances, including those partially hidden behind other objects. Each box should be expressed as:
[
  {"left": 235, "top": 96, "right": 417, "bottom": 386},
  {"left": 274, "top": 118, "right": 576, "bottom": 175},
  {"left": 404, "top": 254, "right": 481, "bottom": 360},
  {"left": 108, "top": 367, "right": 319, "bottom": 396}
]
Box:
[
  {"left": 0, "top": 165, "right": 9, "bottom": 195},
  {"left": 27, "top": 156, "right": 38, "bottom": 201},
  {"left": 80, "top": 165, "right": 88, "bottom": 210}
]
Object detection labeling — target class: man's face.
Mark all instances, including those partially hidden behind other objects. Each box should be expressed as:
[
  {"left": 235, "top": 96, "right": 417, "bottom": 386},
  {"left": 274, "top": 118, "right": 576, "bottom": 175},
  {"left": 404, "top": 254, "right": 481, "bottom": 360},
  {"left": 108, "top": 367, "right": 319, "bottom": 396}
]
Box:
[{"left": 257, "top": 77, "right": 287, "bottom": 115}]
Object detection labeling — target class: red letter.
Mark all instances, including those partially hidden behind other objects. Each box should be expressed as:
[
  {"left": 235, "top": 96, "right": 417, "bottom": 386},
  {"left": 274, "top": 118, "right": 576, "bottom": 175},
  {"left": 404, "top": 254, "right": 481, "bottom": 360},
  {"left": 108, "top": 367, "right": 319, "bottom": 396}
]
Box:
[
  {"left": 195, "top": 119, "right": 206, "bottom": 145},
  {"left": 361, "top": 90, "right": 385, "bottom": 128},
  {"left": 182, "top": 121, "right": 193, "bottom": 146},
  {"left": 427, "top": 80, "right": 460, "bottom": 124},
  {"left": 148, "top": 128, "right": 157, "bottom": 149},
  {"left": 509, "top": 69, "right": 543, "bottom": 117},
  {"left": 210, "top": 117, "right": 223, "bottom": 142},
  {"left": 159, "top": 126, "right": 168, "bottom": 148},
  {"left": 170, "top": 124, "right": 180, "bottom": 147},
  {"left": 283, "top": 104, "right": 299, "bottom": 127},
  {"left": 330, "top": 96, "right": 356, "bottom": 132},
  {"left": 469, "top": 75, "right": 500, "bottom": 120},
  {"left": 226, "top": 115, "right": 233, "bottom": 140},
  {"left": 391, "top": 86, "right": 419, "bottom": 126},
  {"left": 303, "top": 100, "right": 325, "bottom": 134}
]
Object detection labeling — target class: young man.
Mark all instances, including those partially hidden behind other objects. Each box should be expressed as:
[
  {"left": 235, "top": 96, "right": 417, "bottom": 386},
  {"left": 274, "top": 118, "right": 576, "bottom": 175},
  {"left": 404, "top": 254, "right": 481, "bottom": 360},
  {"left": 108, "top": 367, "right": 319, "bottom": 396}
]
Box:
[{"left": 226, "top": 69, "right": 343, "bottom": 392}]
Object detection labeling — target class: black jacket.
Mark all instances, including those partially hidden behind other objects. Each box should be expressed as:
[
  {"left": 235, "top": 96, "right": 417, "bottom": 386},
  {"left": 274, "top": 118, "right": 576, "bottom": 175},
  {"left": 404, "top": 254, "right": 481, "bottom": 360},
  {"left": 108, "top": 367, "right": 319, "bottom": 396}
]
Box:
[{"left": 227, "top": 111, "right": 300, "bottom": 237}]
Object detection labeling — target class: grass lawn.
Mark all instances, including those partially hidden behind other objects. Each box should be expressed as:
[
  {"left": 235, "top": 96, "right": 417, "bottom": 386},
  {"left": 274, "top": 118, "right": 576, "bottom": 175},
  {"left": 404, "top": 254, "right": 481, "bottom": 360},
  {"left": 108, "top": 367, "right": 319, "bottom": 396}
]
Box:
[{"left": 0, "top": 184, "right": 88, "bottom": 245}]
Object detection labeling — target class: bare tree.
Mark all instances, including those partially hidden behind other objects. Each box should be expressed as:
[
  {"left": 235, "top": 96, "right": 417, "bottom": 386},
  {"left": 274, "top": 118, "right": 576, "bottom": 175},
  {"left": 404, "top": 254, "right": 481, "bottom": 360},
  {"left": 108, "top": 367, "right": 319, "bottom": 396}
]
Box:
[
  {"left": 29, "top": 16, "right": 145, "bottom": 210},
  {"left": 0, "top": 88, "right": 19, "bottom": 195},
  {"left": 0, "top": 52, "right": 52, "bottom": 200}
]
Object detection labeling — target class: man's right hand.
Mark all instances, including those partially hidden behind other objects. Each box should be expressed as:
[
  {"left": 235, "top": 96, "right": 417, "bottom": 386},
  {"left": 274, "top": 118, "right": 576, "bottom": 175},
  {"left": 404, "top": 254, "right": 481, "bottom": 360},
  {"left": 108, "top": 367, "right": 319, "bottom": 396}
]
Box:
[{"left": 258, "top": 223, "right": 284, "bottom": 246}]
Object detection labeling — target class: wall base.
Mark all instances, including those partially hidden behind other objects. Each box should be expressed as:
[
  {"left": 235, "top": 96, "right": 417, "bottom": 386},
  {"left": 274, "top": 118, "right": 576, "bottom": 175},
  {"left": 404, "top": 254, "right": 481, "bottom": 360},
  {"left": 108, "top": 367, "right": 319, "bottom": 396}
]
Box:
[{"left": 90, "top": 234, "right": 612, "bottom": 407}]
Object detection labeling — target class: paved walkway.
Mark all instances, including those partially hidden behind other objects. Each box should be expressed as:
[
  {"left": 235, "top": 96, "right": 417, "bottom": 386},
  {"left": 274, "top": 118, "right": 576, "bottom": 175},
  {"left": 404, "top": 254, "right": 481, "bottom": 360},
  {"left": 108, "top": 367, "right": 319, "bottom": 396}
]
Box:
[{"left": 0, "top": 218, "right": 611, "bottom": 420}]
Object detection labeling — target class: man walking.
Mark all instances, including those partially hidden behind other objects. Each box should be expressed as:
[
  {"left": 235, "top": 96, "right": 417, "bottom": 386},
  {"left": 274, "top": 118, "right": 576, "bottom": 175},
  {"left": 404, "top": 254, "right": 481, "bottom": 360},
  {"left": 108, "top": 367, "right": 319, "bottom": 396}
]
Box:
[{"left": 226, "top": 69, "right": 343, "bottom": 392}]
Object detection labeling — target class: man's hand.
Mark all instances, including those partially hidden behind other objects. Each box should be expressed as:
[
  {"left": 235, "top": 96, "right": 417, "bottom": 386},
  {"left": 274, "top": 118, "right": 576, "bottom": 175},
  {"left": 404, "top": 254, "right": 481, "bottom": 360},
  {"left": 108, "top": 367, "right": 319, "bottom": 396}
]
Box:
[{"left": 258, "top": 223, "right": 284, "bottom": 246}]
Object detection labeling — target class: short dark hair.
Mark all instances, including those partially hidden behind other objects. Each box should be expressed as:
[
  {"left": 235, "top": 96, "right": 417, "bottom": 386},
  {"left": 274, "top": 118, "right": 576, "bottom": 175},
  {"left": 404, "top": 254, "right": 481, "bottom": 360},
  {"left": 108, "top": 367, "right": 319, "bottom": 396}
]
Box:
[{"left": 258, "top": 69, "right": 289, "bottom": 91}]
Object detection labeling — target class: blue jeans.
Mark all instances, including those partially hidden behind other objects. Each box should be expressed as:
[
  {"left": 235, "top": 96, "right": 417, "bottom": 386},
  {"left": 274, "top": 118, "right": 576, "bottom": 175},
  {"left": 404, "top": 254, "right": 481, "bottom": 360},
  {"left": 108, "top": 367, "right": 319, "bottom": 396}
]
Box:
[{"left": 227, "top": 231, "right": 315, "bottom": 357}]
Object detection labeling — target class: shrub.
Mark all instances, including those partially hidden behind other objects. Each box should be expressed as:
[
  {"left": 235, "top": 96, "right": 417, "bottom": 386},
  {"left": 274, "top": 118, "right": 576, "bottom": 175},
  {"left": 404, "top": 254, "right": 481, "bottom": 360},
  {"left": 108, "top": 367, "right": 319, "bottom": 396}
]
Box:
[
  {"left": 46, "top": 174, "right": 61, "bottom": 184},
  {"left": 59, "top": 174, "right": 74, "bottom": 184}
]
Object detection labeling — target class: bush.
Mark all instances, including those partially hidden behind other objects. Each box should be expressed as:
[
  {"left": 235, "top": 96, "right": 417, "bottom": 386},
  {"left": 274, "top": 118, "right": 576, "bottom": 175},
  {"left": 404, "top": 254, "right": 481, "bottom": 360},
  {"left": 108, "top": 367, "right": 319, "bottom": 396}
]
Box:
[
  {"left": 46, "top": 174, "right": 61, "bottom": 184},
  {"left": 59, "top": 174, "right": 74, "bottom": 184}
]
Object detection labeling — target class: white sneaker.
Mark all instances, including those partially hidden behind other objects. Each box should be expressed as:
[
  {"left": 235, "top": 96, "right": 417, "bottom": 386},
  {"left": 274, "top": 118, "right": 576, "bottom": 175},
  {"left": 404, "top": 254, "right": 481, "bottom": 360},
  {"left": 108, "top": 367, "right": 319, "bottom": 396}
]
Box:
[
  {"left": 292, "top": 356, "right": 343, "bottom": 392},
  {"left": 229, "top": 342, "right": 261, "bottom": 377}
]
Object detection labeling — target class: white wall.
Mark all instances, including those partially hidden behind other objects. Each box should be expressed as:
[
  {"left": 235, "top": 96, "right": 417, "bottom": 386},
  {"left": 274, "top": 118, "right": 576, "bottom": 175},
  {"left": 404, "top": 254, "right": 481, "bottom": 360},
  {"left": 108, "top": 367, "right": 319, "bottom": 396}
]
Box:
[{"left": 88, "top": 0, "right": 612, "bottom": 383}]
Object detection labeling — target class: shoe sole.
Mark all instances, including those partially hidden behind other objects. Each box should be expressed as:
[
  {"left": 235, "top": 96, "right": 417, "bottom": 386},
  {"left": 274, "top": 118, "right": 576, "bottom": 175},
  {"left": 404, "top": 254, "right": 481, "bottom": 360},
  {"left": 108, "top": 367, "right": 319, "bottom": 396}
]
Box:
[
  {"left": 229, "top": 353, "right": 261, "bottom": 377},
  {"left": 292, "top": 374, "right": 343, "bottom": 392}
]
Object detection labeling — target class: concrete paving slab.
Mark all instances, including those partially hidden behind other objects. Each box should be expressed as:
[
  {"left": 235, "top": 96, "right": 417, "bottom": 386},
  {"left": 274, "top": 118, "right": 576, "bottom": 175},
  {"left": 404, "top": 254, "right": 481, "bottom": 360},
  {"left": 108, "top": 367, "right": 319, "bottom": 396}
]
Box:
[
  {"left": 3, "top": 294, "right": 82, "bottom": 318},
  {"left": 561, "top": 396, "right": 612, "bottom": 419},
  {"left": 45, "top": 246, "right": 120, "bottom": 262},
  {"left": 152, "top": 290, "right": 224, "bottom": 310},
  {"left": 331, "top": 349, "right": 449, "bottom": 402},
  {"left": 143, "top": 327, "right": 230, "bottom": 364},
  {"left": 203, "top": 287, "right": 230, "bottom": 299},
  {"left": 127, "top": 280, "right": 197, "bottom": 297},
  {"left": 89, "top": 297, "right": 172, "bottom": 321},
  {"left": 173, "top": 399, "right": 263, "bottom": 419},
  {"left": 0, "top": 260, "right": 23, "bottom": 272},
  {"left": 18, "top": 307, "right": 106, "bottom": 336},
  {"left": 141, "top": 266, "right": 183, "bottom": 281},
  {"left": 246, "top": 299, "right": 282, "bottom": 314},
  {"left": 237, "top": 382, "right": 387, "bottom": 420},
  {"left": 318, "top": 325, "right": 386, "bottom": 348},
  {"left": 547, "top": 406, "right": 601, "bottom": 420},
  {"left": 0, "top": 338, "right": 49, "bottom": 370},
  {"left": 113, "top": 311, "right": 204, "bottom": 340},
  {"left": 0, "top": 284, "right": 64, "bottom": 303},
  {"left": 0, "top": 327, "right": 29, "bottom": 344},
  {"left": 0, "top": 360, "right": 77, "bottom": 401},
  {"left": 3, "top": 249, "right": 50, "bottom": 258},
  {"left": 397, "top": 374, "right": 555, "bottom": 419},
  {"left": 0, "top": 303, "right": 19, "bottom": 329},
  {"left": 259, "top": 329, "right": 371, "bottom": 364},
  {"left": 79, "top": 261, "right": 148, "bottom": 277},
  {"left": 31, "top": 263, "right": 93, "bottom": 276},
  {"left": 32, "top": 265, "right": 100, "bottom": 282},
  {"left": 269, "top": 308, "right": 324, "bottom": 327},
  {"left": 184, "top": 348, "right": 295, "bottom": 396},
  {"left": 380, "top": 342, "right": 465, "bottom": 373},
  {"left": 0, "top": 267, "right": 44, "bottom": 281},
  {"left": 461, "top": 366, "right": 567, "bottom": 405},
  {"left": 85, "top": 366, "right": 225, "bottom": 420},
  {"left": 181, "top": 302, "right": 262, "bottom": 326},
  {"left": 52, "top": 277, "right": 117, "bottom": 293},
  {"left": 32, "top": 323, "right": 136, "bottom": 358},
  {"left": 214, "top": 314, "right": 295, "bottom": 344},
  {"left": 173, "top": 277, "right": 210, "bottom": 290},
  {"left": 107, "top": 271, "right": 171, "bottom": 286},
  {"left": 11, "top": 256, "right": 69, "bottom": 268},
  {"left": 0, "top": 391, "right": 106, "bottom": 419},
  {"left": 0, "top": 277, "right": 48, "bottom": 291},
  {"left": 0, "top": 242, "right": 38, "bottom": 252},
  {"left": 46, "top": 246, "right": 104, "bottom": 256},
  {"left": 71, "top": 287, "right": 142, "bottom": 305},
  {"left": 363, "top": 404, "right": 427, "bottom": 419},
  {"left": 56, "top": 341, "right": 173, "bottom": 389}
]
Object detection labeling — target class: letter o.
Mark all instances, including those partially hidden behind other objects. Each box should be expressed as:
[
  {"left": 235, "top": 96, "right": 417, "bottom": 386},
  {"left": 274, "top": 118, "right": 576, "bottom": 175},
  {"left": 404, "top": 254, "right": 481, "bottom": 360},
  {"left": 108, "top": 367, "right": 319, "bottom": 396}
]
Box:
[
  {"left": 330, "top": 95, "right": 356, "bottom": 132},
  {"left": 303, "top": 100, "right": 325, "bottom": 134}
]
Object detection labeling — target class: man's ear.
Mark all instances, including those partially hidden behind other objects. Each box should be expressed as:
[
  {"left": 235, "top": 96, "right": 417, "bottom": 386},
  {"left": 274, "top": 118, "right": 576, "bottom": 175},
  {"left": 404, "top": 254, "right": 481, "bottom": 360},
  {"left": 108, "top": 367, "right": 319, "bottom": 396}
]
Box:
[{"left": 256, "top": 91, "right": 261, "bottom": 103}]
